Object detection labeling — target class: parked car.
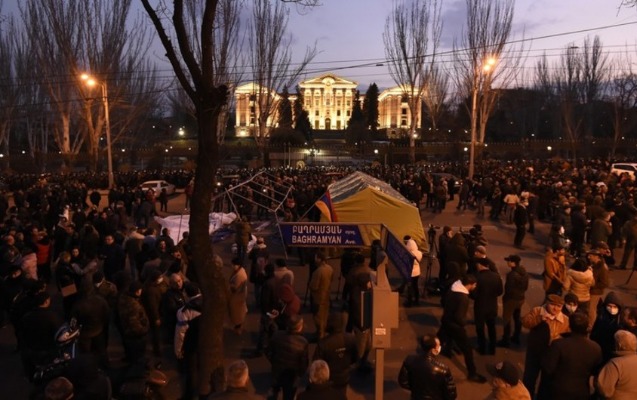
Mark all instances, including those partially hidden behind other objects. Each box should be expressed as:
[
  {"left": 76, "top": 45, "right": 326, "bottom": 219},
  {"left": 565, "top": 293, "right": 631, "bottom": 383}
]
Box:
[
  {"left": 430, "top": 172, "right": 461, "bottom": 191},
  {"left": 611, "top": 163, "right": 637, "bottom": 180},
  {"left": 140, "top": 180, "right": 176, "bottom": 195}
]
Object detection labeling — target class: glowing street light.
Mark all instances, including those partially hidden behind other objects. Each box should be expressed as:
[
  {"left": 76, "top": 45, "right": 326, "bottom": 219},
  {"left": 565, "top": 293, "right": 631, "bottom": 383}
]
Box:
[{"left": 81, "top": 73, "right": 114, "bottom": 189}]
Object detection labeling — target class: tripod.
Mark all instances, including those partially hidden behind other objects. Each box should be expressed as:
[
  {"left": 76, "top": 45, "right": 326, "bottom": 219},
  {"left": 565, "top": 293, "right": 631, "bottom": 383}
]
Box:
[{"left": 422, "top": 226, "right": 439, "bottom": 298}]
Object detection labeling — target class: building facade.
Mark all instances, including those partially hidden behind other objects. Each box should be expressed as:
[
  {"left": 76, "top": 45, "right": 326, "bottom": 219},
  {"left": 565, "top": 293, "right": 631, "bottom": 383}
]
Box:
[{"left": 234, "top": 73, "right": 420, "bottom": 137}]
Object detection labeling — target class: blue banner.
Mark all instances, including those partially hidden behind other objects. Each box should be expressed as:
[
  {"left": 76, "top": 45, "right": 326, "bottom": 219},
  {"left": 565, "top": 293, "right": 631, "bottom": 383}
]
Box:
[
  {"left": 383, "top": 228, "right": 415, "bottom": 280},
  {"left": 279, "top": 223, "right": 366, "bottom": 247}
]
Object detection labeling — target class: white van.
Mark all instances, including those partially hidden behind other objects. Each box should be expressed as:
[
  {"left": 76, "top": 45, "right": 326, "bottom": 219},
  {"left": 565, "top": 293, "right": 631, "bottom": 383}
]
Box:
[{"left": 610, "top": 163, "right": 637, "bottom": 180}]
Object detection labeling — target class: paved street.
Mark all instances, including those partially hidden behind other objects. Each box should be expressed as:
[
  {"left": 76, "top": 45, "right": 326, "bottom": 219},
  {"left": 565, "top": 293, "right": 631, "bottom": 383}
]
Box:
[{"left": 2, "top": 189, "right": 636, "bottom": 399}]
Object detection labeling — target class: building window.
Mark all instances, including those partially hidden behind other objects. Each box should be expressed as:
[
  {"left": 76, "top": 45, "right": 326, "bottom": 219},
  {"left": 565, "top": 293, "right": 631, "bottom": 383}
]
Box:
[
  {"left": 346, "top": 100, "right": 350, "bottom": 107},
  {"left": 337, "top": 100, "right": 341, "bottom": 107},
  {"left": 250, "top": 117, "right": 255, "bottom": 125},
  {"left": 336, "top": 110, "right": 341, "bottom": 116},
  {"left": 401, "top": 119, "right": 407, "bottom": 126},
  {"left": 314, "top": 120, "right": 319, "bottom": 129},
  {"left": 315, "top": 100, "right": 319, "bottom": 107},
  {"left": 337, "top": 120, "right": 341, "bottom": 129},
  {"left": 401, "top": 108, "right": 407, "bottom": 115},
  {"left": 346, "top": 110, "right": 350, "bottom": 117},
  {"left": 315, "top": 110, "right": 319, "bottom": 116},
  {"left": 306, "top": 100, "right": 311, "bottom": 107}
]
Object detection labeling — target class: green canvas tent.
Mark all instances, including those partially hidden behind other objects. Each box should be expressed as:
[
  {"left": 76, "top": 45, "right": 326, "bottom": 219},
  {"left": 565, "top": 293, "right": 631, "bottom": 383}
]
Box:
[{"left": 314, "top": 171, "right": 428, "bottom": 251}]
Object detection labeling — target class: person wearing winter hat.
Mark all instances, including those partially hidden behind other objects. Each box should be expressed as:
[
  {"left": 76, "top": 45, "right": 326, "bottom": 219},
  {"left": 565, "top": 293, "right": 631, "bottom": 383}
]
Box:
[
  {"left": 591, "top": 291, "right": 624, "bottom": 363},
  {"left": 486, "top": 360, "right": 530, "bottom": 400}
]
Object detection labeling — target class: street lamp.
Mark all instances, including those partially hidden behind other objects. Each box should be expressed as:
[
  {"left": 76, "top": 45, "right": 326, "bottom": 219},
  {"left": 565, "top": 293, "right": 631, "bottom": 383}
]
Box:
[
  {"left": 468, "top": 56, "right": 497, "bottom": 180},
  {"left": 81, "top": 73, "right": 114, "bottom": 189}
]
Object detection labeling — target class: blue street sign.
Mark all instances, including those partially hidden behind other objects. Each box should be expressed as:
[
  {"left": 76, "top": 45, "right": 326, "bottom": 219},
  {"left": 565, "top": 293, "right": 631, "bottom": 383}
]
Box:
[
  {"left": 383, "top": 228, "right": 415, "bottom": 280},
  {"left": 279, "top": 223, "right": 366, "bottom": 247}
]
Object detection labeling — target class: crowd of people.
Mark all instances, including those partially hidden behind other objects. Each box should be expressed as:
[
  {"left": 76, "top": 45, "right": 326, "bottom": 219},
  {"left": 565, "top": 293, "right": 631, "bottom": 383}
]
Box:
[{"left": 0, "top": 157, "right": 636, "bottom": 399}]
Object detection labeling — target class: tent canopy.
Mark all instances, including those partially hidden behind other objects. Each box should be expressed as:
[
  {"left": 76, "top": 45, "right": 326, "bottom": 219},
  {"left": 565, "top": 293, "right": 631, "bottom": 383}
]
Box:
[{"left": 315, "top": 171, "right": 428, "bottom": 251}]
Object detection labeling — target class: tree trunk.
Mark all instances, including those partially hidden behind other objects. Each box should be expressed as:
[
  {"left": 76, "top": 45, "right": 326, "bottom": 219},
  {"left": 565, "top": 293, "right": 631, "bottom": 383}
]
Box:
[{"left": 191, "top": 102, "right": 227, "bottom": 396}]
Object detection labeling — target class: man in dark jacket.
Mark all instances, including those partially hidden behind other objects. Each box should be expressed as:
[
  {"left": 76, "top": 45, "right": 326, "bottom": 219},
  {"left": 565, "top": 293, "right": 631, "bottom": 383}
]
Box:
[
  {"left": 570, "top": 203, "right": 588, "bottom": 257},
  {"left": 141, "top": 269, "right": 168, "bottom": 358},
  {"left": 174, "top": 284, "right": 203, "bottom": 400},
  {"left": 71, "top": 290, "right": 111, "bottom": 368},
  {"left": 498, "top": 255, "right": 529, "bottom": 347},
  {"left": 472, "top": 259, "right": 503, "bottom": 355},
  {"left": 117, "top": 281, "right": 149, "bottom": 364},
  {"left": 313, "top": 312, "right": 358, "bottom": 396},
  {"left": 266, "top": 315, "right": 309, "bottom": 400},
  {"left": 398, "top": 333, "right": 457, "bottom": 400},
  {"left": 99, "top": 234, "right": 125, "bottom": 282},
  {"left": 210, "top": 359, "right": 263, "bottom": 399},
  {"left": 541, "top": 312, "right": 603, "bottom": 399},
  {"left": 19, "top": 292, "right": 63, "bottom": 380},
  {"left": 438, "top": 275, "right": 486, "bottom": 383},
  {"left": 514, "top": 200, "right": 529, "bottom": 248}
]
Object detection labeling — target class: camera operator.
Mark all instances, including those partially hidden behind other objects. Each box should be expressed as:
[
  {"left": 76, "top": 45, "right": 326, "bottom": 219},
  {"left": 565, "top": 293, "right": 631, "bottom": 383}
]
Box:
[{"left": 438, "top": 226, "right": 453, "bottom": 284}]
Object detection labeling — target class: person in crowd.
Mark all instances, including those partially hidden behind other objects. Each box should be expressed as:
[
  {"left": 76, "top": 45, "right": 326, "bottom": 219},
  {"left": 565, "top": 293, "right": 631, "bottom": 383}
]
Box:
[
  {"left": 273, "top": 258, "right": 294, "bottom": 287},
  {"left": 234, "top": 216, "right": 252, "bottom": 262},
  {"left": 521, "top": 294, "right": 570, "bottom": 398},
  {"left": 253, "top": 263, "right": 278, "bottom": 357},
  {"left": 570, "top": 203, "right": 588, "bottom": 258},
  {"left": 549, "top": 224, "right": 571, "bottom": 251},
  {"left": 540, "top": 312, "right": 602, "bottom": 399},
  {"left": 562, "top": 292, "right": 581, "bottom": 318},
  {"left": 210, "top": 359, "right": 264, "bottom": 399},
  {"left": 513, "top": 199, "right": 529, "bottom": 249},
  {"left": 99, "top": 234, "right": 126, "bottom": 282},
  {"left": 438, "top": 274, "right": 486, "bottom": 383},
  {"left": 469, "top": 245, "right": 497, "bottom": 275},
  {"left": 228, "top": 257, "right": 248, "bottom": 335},
  {"left": 472, "top": 257, "right": 503, "bottom": 355},
  {"left": 445, "top": 233, "right": 469, "bottom": 278},
  {"left": 437, "top": 226, "right": 453, "bottom": 284},
  {"left": 591, "top": 291, "right": 624, "bottom": 363},
  {"left": 249, "top": 251, "right": 270, "bottom": 311},
  {"left": 141, "top": 269, "right": 168, "bottom": 358},
  {"left": 174, "top": 282, "right": 203, "bottom": 400},
  {"left": 19, "top": 292, "right": 63, "bottom": 380},
  {"left": 498, "top": 254, "right": 529, "bottom": 348},
  {"left": 596, "top": 329, "right": 637, "bottom": 399},
  {"left": 404, "top": 236, "right": 423, "bottom": 307},
  {"left": 344, "top": 252, "right": 373, "bottom": 371},
  {"left": 161, "top": 272, "right": 187, "bottom": 344},
  {"left": 369, "top": 239, "right": 388, "bottom": 274},
  {"left": 588, "top": 248, "right": 610, "bottom": 330},
  {"left": 503, "top": 190, "right": 520, "bottom": 224},
  {"left": 158, "top": 188, "right": 168, "bottom": 213},
  {"left": 313, "top": 312, "right": 358, "bottom": 396},
  {"left": 117, "top": 281, "right": 149, "bottom": 364},
  {"left": 71, "top": 289, "right": 111, "bottom": 369},
  {"left": 44, "top": 376, "right": 75, "bottom": 400},
  {"left": 64, "top": 353, "right": 113, "bottom": 400},
  {"left": 591, "top": 211, "right": 613, "bottom": 253},
  {"left": 543, "top": 244, "right": 567, "bottom": 297},
  {"left": 296, "top": 359, "right": 346, "bottom": 400},
  {"left": 266, "top": 315, "right": 309, "bottom": 400},
  {"left": 54, "top": 251, "right": 81, "bottom": 319},
  {"left": 398, "top": 333, "right": 457, "bottom": 400},
  {"left": 309, "top": 251, "right": 333, "bottom": 339},
  {"left": 93, "top": 270, "right": 118, "bottom": 312},
  {"left": 275, "top": 282, "right": 301, "bottom": 332},
  {"left": 564, "top": 257, "right": 594, "bottom": 314},
  {"left": 485, "top": 360, "right": 530, "bottom": 400},
  {"left": 619, "top": 215, "right": 637, "bottom": 270}
]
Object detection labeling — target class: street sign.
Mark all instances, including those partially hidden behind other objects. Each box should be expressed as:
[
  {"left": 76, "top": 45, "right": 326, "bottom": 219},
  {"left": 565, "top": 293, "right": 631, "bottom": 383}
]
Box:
[
  {"left": 382, "top": 227, "right": 415, "bottom": 280},
  {"left": 279, "top": 222, "right": 372, "bottom": 247}
]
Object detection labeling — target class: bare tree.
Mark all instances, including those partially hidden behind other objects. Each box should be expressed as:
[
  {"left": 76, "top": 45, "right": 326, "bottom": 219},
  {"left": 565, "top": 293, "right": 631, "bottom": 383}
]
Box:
[
  {"left": 139, "top": 0, "right": 240, "bottom": 395},
  {"left": 554, "top": 45, "right": 584, "bottom": 161},
  {"left": 249, "top": 0, "right": 316, "bottom": 164},
  {"left": 607, "top": 52, "right": 637, "bottom": 157},
  {"left": 452, "top": 0, "right": 524, "bottom": 177},
  {"left": 20, "top": 0, "right": 160, "bottom": 171},
  {"left": 0, "top": 13, "right": 17, "bottom": 168},
  {"left": 383, "top": 0, "right": 442, "bottom": 163},
  {"left": 580, "top": 36, "right": 609, "bottom": 142},
  {"left": 421, "top": 64, "right": 448, "bottom": 133}
]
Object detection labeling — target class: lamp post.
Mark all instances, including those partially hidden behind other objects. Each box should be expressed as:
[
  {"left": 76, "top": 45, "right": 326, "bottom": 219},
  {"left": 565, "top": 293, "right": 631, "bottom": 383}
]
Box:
[
  {"left": 468, "top": 57, "right": 496, "bottom": 179},
  {"left": 81, "top": 74, "right": 114, "bottom": 189}
]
